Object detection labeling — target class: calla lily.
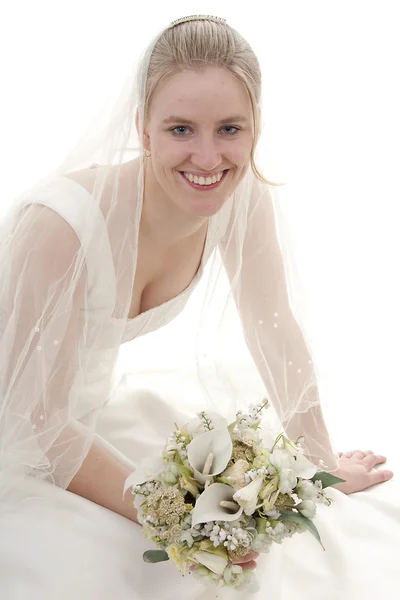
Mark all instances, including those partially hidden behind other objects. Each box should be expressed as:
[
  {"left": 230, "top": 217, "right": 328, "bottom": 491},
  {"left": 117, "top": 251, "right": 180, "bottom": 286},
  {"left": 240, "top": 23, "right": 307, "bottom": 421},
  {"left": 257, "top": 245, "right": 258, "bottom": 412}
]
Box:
[
  {"left": 192, "top": 551, "right": 228, "bottom": 576},
  {"left": 191, "top": 483, "right": 243, "bottom": 527},
  {"left": 233, "top": 475, "right": 264, "bottom": 516},
  {"left": 123, "top": 456, "right": 165, "bottom": 496},
  {"left": 185, "top": 413, "right": 229, "bottom": 438},
  {"left": 187, "top": 427, "right": 233, "bottom": 484},
  {"left": 270, "top": 447, "right": 318, "bottom": 480}
]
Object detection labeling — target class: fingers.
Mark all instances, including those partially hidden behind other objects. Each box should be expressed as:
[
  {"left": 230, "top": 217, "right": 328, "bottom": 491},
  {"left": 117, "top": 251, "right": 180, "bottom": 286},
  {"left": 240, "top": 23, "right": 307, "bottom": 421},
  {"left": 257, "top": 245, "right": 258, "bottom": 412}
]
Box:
[
  {"left": 232, "top": 551, "right": 259, "bottom": 572},
  {"left": 343, "top": 450, "right": 373, "bottom": 459},
  {"left": 362, "top": 453, "right": 388, "bottom": 470},
  {"left": 241, "top": 560, "right": 257, "bottom": 571},
  {"left": 367, "top": 468, "right": 394, "bottom": 487},
  {"left": 232, "top": 551, "right": 259, "bottom": 565}
]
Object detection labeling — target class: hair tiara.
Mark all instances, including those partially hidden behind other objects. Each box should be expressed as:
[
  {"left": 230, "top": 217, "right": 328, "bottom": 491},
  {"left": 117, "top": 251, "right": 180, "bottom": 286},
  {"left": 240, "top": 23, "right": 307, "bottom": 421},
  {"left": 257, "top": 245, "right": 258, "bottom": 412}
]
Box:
[{"left": 168, "top": 15, "right": 227, "bottom": 28}]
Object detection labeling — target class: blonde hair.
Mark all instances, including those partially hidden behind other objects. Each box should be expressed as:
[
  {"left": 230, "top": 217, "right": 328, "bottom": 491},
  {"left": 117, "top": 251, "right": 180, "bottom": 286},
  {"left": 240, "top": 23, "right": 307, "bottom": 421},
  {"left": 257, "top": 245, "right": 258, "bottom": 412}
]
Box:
[{"left": 144, "top": 19, "right": 279, "bottom": 186}]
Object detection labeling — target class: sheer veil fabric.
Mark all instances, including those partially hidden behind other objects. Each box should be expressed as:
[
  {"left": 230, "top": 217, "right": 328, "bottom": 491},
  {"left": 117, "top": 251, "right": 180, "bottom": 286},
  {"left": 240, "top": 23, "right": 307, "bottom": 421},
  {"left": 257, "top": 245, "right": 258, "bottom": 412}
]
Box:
[{"left": 0, "top": 17, "right": 338, "bottom": 516}]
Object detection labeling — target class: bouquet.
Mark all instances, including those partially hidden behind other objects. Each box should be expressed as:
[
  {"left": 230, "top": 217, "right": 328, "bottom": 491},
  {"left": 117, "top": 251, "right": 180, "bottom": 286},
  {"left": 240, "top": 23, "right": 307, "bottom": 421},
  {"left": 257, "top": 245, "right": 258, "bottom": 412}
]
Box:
[{"left": 124, "top": 400, "right": 344, "bottom": 589}]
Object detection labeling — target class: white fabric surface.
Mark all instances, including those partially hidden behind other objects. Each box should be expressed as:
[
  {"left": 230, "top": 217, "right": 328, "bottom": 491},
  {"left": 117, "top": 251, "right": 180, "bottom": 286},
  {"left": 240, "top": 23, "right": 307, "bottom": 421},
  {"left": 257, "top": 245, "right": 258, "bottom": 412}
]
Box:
[{"left": 0, "top": 376, "right": 399, "bottom": 599}]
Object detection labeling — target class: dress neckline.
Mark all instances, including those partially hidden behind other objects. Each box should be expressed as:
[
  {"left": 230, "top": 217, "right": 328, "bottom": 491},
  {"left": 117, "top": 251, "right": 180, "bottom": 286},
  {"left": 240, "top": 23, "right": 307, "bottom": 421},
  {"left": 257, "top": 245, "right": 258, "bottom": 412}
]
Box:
[
  {"left": 57, "top": 173, "right": 214, "bottom": 328},
  {"left": 125, "top": 217, "right": 212, "bottom": 325}
]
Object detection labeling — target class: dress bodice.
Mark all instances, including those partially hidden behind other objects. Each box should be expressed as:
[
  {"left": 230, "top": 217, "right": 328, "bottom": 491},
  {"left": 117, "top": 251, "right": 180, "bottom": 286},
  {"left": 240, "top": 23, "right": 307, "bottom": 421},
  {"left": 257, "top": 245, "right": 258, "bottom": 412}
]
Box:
[{"left": 16, "top": 175, "right": 231, "bottom": 345}]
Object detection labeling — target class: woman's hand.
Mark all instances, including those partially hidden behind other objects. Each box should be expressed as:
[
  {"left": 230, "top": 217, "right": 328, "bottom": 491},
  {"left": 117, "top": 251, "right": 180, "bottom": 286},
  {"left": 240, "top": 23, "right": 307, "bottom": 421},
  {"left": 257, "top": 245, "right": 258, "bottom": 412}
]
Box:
[
  {"left": 232, "top": 551, "right": 259, "bottom": 571},
  {"left": 332, "top": 450, "right": 394, "bottom": 494},
  {"left": 189, "top": 551, "right": 259, "bottom": 575}
]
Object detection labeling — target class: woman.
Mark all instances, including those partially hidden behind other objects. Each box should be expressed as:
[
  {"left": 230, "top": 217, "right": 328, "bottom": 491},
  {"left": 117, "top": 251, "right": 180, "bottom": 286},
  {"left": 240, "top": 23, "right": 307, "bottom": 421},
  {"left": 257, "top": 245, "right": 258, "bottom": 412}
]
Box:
[{"left": 0, "top": 15, "right": 398, "bottom": 599}]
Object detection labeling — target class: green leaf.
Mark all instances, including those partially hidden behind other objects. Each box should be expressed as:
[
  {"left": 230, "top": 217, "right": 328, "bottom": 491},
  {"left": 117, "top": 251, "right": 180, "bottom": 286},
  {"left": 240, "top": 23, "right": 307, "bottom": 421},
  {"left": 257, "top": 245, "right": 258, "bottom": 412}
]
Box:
[
  {"left": 255, "top": 517, "right": 267, "bottom": 534},
  {"left": 179, "top": 465, "right": 195, "bottom": 479},
  {"left": 311, "top": 471, "right": 346, "bottom": 488},
  {"left": 143, "top": 550, "right": 170, "bottom": 563},
  {"left": 227, "top": 421, "right": 236, "bottom": 433},
  {"left": 280, "top": 511, "right": 325, "bottom": 550},
  {"left": 216, "top": 476, "right": 231, "bottom": 485}
]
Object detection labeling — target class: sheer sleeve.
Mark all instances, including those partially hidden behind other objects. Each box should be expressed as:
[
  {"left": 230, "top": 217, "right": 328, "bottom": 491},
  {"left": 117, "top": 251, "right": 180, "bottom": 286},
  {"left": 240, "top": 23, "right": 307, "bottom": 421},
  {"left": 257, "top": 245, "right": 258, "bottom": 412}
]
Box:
[
  {"left": 219, "top": 181, "right": 339, "bottom": 471},
  {"left": 0, "top": 201, "right": 104, "bottom": 507}
]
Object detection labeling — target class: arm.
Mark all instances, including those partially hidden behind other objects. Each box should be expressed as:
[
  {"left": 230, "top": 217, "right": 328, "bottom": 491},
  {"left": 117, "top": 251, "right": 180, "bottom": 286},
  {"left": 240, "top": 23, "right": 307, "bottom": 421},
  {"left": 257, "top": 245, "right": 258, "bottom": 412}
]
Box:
[
  {"left": 219, "top": 182, "right": 338, "bottom": 471},
  {"left": 1, "top": 203, "right": 138, "bottom": 520},
  {"left": 68, "top": 443, "right": 138, "bottom": 522}
]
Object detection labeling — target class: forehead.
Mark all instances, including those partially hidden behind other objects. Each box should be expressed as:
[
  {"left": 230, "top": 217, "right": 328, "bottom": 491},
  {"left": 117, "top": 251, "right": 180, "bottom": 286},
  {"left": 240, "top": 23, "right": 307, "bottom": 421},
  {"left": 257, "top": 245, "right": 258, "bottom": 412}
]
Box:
[{"left": 149, "top": 67, "right": 252, "bottom": 120}]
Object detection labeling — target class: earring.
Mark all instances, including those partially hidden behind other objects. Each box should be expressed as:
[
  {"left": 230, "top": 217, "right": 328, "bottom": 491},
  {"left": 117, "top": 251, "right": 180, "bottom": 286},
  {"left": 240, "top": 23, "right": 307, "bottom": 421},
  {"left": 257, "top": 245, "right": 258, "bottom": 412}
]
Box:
[{"left": 145, "top": 150, "right": 151, "bottom": 158}]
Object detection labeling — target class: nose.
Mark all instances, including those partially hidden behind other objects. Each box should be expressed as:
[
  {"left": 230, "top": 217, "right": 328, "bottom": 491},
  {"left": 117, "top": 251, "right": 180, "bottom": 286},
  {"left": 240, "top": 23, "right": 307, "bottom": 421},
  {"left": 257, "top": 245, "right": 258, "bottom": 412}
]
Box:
[{"left": 190, "top": 135, "right": 222, "bottom": 173}]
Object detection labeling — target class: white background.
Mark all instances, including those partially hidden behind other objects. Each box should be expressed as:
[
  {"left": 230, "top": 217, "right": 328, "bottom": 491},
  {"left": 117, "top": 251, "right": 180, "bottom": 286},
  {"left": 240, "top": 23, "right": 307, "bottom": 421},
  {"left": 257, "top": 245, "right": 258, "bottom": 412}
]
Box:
[{"left": 2, "top": 1, "right": 400, "bottom": 458}]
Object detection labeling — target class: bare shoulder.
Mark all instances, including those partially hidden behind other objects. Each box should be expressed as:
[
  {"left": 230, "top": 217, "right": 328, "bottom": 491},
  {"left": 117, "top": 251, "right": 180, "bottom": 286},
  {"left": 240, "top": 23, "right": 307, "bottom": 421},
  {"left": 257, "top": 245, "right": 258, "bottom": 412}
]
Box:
[
  {"left": 63, "top": 160, "right": 138, "bottom": 217},
  {"left": 63, "top": 163, "right": 103, "bottom": 196}
]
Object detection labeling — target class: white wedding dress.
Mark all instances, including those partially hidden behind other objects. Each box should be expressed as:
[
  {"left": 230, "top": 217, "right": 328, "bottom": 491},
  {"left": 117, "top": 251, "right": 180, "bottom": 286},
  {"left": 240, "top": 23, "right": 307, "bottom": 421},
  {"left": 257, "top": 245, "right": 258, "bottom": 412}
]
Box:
[{"left": 0, "top": 177, "right": 399, "bottom": 599}]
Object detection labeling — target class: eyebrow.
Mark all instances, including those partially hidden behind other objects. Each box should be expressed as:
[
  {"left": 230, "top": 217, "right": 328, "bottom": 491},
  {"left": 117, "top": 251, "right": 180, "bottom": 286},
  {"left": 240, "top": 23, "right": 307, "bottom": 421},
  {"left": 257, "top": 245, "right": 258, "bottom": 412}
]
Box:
[{"left": 162, "top": 115, "right": 249, "bottom": 125}]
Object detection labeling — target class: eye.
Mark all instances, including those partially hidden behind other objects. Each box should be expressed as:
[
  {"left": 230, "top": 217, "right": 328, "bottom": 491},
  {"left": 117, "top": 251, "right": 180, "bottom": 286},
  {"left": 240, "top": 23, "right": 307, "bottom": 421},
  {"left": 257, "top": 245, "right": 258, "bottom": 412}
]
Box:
[
  {"left": 220, "top": 125, "right": 240, "bottom": 135},
  {"left": 171, "top": 126, "right": 191, "bottom": 136}
]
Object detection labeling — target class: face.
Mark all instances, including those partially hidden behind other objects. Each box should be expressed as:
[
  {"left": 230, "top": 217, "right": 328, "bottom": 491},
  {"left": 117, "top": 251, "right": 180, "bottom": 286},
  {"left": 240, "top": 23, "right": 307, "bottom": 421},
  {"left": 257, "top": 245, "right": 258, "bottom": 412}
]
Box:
[{"left": 143, "top": 67, "right": 254, "bottom": 218}]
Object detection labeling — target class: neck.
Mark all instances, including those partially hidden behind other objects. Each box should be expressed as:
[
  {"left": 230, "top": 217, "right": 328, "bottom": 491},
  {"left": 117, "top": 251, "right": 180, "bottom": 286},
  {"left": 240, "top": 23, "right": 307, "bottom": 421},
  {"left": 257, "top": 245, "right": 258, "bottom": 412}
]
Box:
[{"left": 141, "top": 159, "right": 208, "bottom": 247}]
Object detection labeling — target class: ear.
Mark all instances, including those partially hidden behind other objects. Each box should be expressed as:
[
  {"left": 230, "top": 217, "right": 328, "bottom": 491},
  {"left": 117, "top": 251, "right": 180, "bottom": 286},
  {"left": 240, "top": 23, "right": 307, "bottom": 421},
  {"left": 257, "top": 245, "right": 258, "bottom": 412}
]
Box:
[{"left": 135, "top": 109, "right": 151, "bottom": 152}]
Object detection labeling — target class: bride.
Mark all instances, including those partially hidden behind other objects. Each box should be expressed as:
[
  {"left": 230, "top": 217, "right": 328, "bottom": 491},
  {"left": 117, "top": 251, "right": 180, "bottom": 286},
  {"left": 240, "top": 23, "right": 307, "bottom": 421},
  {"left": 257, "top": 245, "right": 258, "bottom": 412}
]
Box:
[{"left": 0, "top": 14, "right": 398, "bottom": 600}]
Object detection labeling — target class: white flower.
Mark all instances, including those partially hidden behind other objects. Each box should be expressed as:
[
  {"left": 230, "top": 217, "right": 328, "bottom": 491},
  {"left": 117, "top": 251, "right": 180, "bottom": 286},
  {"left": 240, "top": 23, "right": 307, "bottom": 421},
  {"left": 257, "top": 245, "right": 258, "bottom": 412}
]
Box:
[
  {"left": 278, "top": 468, "right": 297, "bottom": 494},
  {"left": 296, "top": 479, "right": 317, "bottom": 501},
  {"left": 192, "top": 551, "right": 228, "bottom": 576},
  {"left": 190, "top": 483, "right": 243, "bottom": 527},
  {"left": 298, "top": 499, "right": 317, "bottom": 519},
  {"left": 233, "top": 475, "right": 264, "bottom": 516},
  {"left": 179, "top": 530, "right": 195, "bottom": 548},
  {"left": 265, "top": 508, "right": 281, "bottom": 520},
  {"left": 221, "top": 459, "right": 249, "bottom": 490},
  {"left": 253, "top": 533, "right": 273, "bottom": 552},
  {"left": 314, "top": 479, "right": 323, "bottom": 492},
  {"left": 187, "top": 427, "right": 232, "bottom": 484},
  {"left": 234, "top": 427, "right": 260, "bottom": 444},
  {"left": 161, "top": 463, "right": 180, "bottom": 486},
  {"left": 123, "top": 456, "right": 165, "bottom": 496},
  {"left": 185, "top": 413, "right": 228, "bottom": 437},
  {"left": 290, "top": 492, "right": 302, "bottom": 506},
  {"left": 223, "top": 563, "right": 250, "bottom": 588},
  {"left": 270, "top": 447, "right": 318, "bottom": 479}
]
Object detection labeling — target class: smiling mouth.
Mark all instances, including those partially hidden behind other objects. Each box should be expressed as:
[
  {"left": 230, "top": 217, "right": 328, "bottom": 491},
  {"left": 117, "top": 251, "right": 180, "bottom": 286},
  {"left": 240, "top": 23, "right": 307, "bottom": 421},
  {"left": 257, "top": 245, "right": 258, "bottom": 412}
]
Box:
[{"left": 178, "top": 169, "right": 229, "bottom": 190}]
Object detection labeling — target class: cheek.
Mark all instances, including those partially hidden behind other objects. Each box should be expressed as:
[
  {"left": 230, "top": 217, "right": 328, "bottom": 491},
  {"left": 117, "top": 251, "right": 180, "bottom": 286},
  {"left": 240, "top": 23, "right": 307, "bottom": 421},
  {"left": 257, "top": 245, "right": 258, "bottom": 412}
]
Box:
[
  {"left": 227, "top": 135, "right": 254, "bottom": 165},
  {"left": 154, "top": 140, "right": 187, "bottom": 168}
]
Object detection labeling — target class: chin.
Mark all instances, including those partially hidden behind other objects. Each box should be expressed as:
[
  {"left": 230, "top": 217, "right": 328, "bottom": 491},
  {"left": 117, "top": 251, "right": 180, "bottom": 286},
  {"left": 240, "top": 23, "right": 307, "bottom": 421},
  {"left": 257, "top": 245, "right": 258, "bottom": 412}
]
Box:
[{"left": 181, "top": 196, "right": 229, "bottom": 218}]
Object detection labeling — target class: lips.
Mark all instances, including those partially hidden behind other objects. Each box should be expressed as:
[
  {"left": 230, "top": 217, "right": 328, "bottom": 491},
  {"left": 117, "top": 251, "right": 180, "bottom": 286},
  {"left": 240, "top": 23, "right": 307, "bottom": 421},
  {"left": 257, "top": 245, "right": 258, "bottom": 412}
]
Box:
[
  {"left": 183, "top": 171, "right": 224, "bottom": 185},
  {"left": 178, "top": 169, "right": 228, "bottom": 191}
]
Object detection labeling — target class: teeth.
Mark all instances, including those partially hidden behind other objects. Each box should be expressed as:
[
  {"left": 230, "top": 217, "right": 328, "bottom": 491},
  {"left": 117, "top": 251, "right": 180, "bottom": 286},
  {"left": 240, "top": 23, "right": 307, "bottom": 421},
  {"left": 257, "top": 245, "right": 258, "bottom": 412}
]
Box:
[{"left": 183, "top": 171, "right": 224, "bottom": 186}]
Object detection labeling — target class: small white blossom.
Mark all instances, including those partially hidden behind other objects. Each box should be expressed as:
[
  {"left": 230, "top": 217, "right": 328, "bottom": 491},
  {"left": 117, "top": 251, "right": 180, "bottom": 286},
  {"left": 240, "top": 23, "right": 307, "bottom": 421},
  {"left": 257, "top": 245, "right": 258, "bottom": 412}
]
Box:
[
  {"left": 270, "top": 446, "right": 318, "bottom": 479},
  {"left": 244, "top": 468, "right": 259, "bottom": 483},
  {"left": 298, "top": 499, "right": 317, "bottom": 519},
  {"left": 278, "top": 468, "right": 297, "bottom": 494},
  {"left": 265, "top": 508, "right": 281, "bottom": 520},
  {"left": 290, "top": 492, "right": 302, "bottom": 506},
  {"left": 314, "top": 479, "right": 323, "bottom": 492},
  {"left": 296, "top": 479, "right": 317, "bottom": 501},
  {"left": 252, "top": 533, "right": 273, "bottom": 552},
  {"left": 179, "top": 530, "right": 195, "bottom": 547}
]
